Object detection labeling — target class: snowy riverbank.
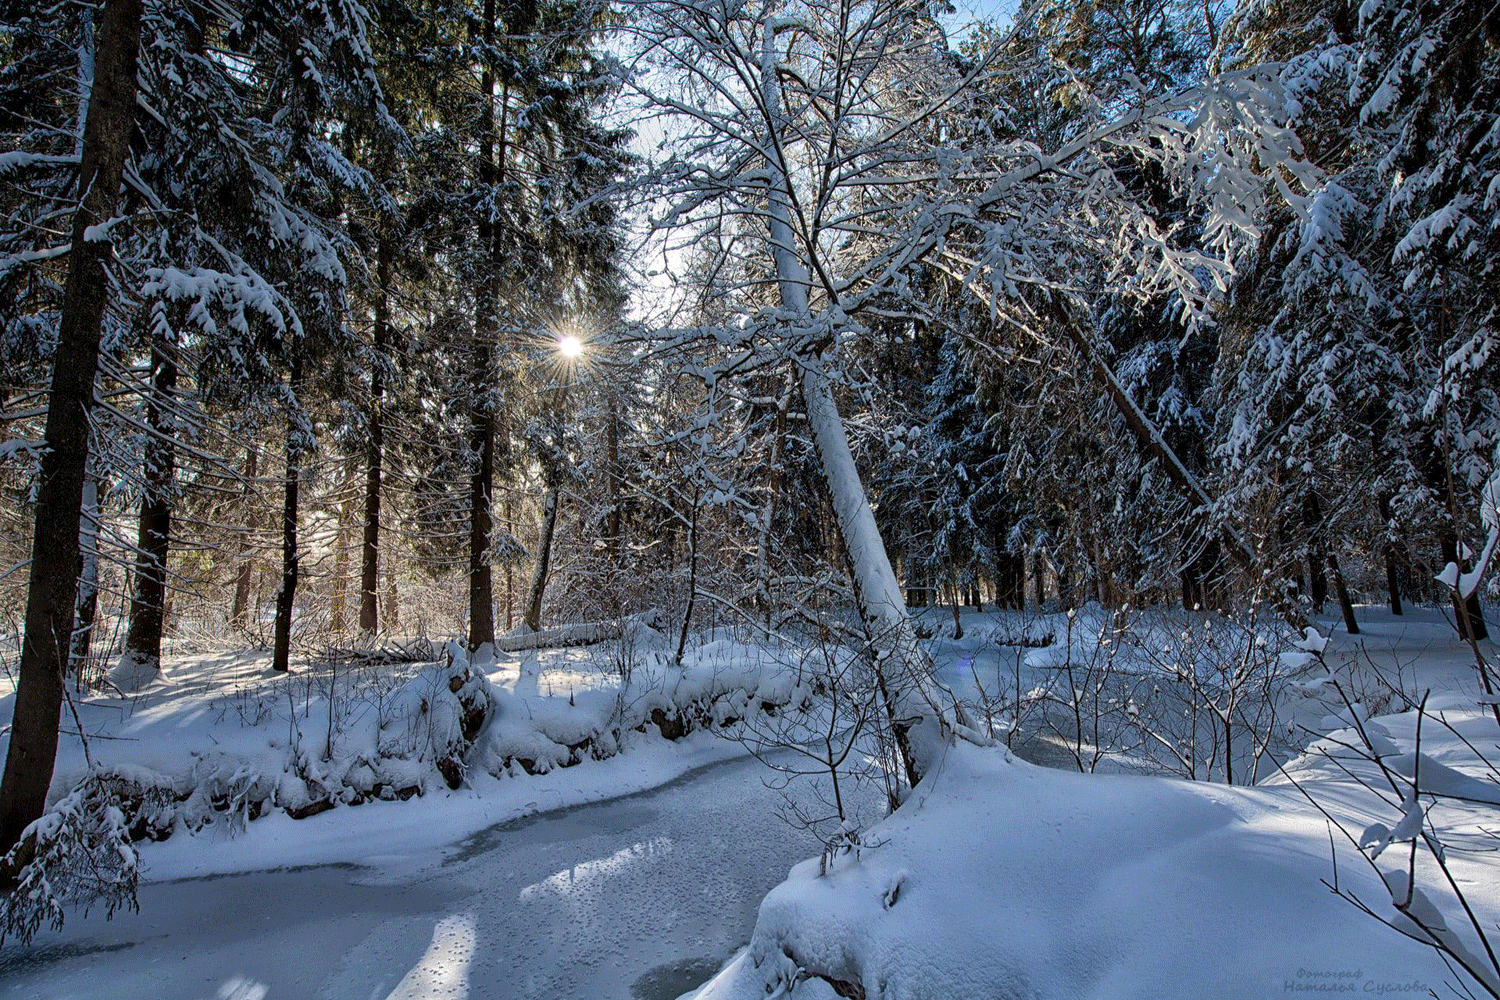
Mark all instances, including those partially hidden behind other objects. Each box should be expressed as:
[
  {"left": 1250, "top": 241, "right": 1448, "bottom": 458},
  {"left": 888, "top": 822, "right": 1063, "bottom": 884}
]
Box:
[
  {"left": 3, "top": 607, "right": 1497, "bottom": 999},
  {"left": 684, "top": 608, "right": 1500, "bottom": 999}
]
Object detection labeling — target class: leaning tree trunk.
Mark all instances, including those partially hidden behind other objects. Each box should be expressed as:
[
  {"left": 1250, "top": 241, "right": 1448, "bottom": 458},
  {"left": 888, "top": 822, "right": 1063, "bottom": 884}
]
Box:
[
  {"left": 755, "top": 30, "right": 936, "bottom": 793},
  {"left": 1327, "top": 554, "right": 1359, "bottom": 635},
  {"left": 1, "top": 0, "right": 144, "bottom": 861},
  {"left": 122, "top": 333, "right": 178, "bottom": 678},
  {"left": 801, "top": 362, "right": 925, "bottom": 790},
  {"left": 272, "top": 354, "right": 305, "bottom": 673}
]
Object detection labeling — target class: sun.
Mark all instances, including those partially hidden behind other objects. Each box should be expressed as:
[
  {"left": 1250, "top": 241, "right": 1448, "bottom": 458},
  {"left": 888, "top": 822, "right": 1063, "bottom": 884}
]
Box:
[{"left": 557, "top": 333, "right": 584, "bottom": 359}]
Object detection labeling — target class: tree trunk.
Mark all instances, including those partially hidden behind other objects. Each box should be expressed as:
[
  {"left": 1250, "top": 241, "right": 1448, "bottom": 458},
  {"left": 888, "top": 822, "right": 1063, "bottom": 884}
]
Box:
[
  {"left": 330, "top": 459, "right": 355, "bottom": 634},
  {"left": 69, "top": 474, "right": 101, "bottom": 677},
  {"left": 1378, "top": 495, "right": 1403, "bottom": 615},
  {"left": 1440, "top": 531, "right": 1489, "bottom": 642},
  {"left": 359, "top": 238, "right": 391, "bottom": 634},
  {"left": 755, "top": 30, "right": 927, "bottom": 793},
  {"left": 755, "top": 390, "right": 789, "bottom": 625},
  {"left": 1307, "top": 550, "right": 1328, "bottom": 612},
  {"left": 384, "top": 573, "right": 399, "bottom": 631},
  {"left": 468, "top": 376, "right": 496, "bottom": 648},
  {"left": 604, "top": 393, "right": 623, "bottom": 612},
  {"left": 523, "top": 487, "right": 560, "bottom": 632},
  {"left": 467, "top": 3, "right": 504, "bottom": 653},
  {"left": 950, "top": 568, "right": 964, "bottom": 640},
  {"left": 675, "top": 485, "right": 701, "bottom": 666},
  {"left": 123, "top": 334, "right": 178, "bottom": 675},
  {"left": 1384, "top": 548, "right": 1403, "bottom": 616},
  {"left": 504, "top": 494, "right": 514, "bottom": 630},
  {"left": 232, "top": 444, "right": 259, "bottom": 628},
  {"left": 802, "top": 362, "right": 923, "bottom": 791},
  {"left": 1, "top": 0, "right": 144, "bottom": 861},
  {"left": 1002, "top": 554, "right": 1022, "bottom": 610},
  {"left": 330, "top": 541, "right": 349, "bottom": 633},
  {"left": 1327, "top": 554, "right": 1359, "bottom": 635},
  {"left": 272, "top": 353, "right": 305, "bottom": 673},
  {"left": 1033, "top": 549, "right": 1045, "bottom": 610}
]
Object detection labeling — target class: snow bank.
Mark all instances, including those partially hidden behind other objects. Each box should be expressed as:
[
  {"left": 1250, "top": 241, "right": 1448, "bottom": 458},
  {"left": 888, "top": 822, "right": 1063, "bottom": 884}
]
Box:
[
  {"left": 3, "top": 630, "right": 817, "bottom": 861},
  {"left": 687, "top": 718, "right": 1497, "bottom": 999},
  {"left": 472, "top": 634, "right": 814, "bottom": 776}
]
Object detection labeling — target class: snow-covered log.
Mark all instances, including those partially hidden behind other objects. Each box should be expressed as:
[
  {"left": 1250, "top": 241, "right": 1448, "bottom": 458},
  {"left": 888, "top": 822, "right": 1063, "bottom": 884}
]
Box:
[{"left": 494, "top": 613, "right": 662, "bottom": 653}]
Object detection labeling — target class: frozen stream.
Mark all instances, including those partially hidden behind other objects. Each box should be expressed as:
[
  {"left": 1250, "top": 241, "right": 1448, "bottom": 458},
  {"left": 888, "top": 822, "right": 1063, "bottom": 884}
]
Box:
[{"left": 0, "top": 752, "right": 883, "bottom": 1000}]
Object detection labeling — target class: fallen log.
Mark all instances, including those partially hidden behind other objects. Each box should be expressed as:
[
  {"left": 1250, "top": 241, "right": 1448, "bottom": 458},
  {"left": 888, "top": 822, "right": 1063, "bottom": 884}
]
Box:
[{"left": 494, "top": 612, "right": 662, "bottom": 653}]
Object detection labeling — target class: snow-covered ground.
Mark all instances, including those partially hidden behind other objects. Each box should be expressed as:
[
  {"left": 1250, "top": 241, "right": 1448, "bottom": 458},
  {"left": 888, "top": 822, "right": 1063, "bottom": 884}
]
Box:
[
  {"left": 686, "top": 607, "right": 1500, "bottom": 999},
  {"left": 2, "top": 607, "right": 1497, "bottom": 1000}
]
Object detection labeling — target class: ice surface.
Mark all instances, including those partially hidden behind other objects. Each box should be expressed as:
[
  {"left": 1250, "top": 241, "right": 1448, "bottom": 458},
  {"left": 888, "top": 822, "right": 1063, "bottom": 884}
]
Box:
[{"left": 0, "top": 751, "right": 878, "bottom": 1000}]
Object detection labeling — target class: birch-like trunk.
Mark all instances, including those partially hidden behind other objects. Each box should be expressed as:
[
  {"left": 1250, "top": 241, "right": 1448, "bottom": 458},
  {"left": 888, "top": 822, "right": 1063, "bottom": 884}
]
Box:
[{"left": 758, "top": 30, "right": 928, "bottom": 788}]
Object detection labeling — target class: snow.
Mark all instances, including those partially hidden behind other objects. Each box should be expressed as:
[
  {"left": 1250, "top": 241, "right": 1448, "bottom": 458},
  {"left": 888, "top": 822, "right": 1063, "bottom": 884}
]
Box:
[
  {"left": 685, "top": 739, "right": 1470, "bottom": 998},
  {"left": 4, "top": 609, "right": 1499, "bottom": 1000},
  {"left": 0, "top": 625, "right": 823, "bottom": 852},
  {"left": 0, "top": 744, "right": 877, "bottom": 1000},
  {"left": 680, "top": 608, "right": 1500, "bottom": 1000},
  {"left": 3, "top": 626, "right": 854, "bottom": 866}
]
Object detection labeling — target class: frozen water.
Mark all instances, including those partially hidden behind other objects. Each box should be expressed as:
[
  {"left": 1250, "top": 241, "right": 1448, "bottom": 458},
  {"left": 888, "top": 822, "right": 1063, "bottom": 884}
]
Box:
[{"left": 1, "top": 752, "right": 877, "bottom": 1000}]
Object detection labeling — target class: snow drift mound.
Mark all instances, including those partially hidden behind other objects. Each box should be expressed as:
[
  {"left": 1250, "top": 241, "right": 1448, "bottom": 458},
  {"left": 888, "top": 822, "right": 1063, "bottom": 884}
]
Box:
[{"left": 686, "top": 740, "right": 1470, "bottom": 1000}]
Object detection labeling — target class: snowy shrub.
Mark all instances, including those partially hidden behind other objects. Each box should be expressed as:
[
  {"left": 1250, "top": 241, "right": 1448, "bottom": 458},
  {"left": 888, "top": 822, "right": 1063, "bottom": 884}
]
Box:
[
  {"left": 0, "top": 771, "right": 144, "bottom": 945},
  {"left": 378, "top": 652, "right": 496, "bottom": 789},
  {"left": 732, "top": 632, "right": 909, "bottom": 839},
  {"left": 1017, "top": 605, "right": 1303, "bottom": 781},
  {"left": 1290, "top": 691, "right": 1500, "bottom": 998},
  {"left": 178, "top": 755, "right": 276, "bottom": 833}
]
